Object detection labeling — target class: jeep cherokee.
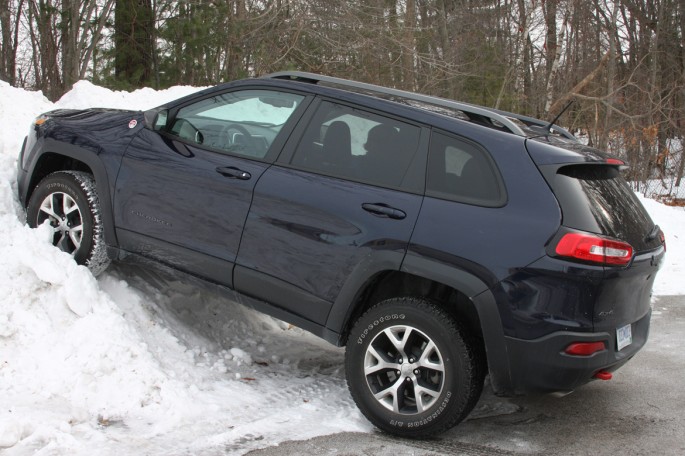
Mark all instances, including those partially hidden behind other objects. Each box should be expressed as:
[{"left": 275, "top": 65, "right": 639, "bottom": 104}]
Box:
[{"left": 16, "top": 72, "right": 665, "bottom": 437}]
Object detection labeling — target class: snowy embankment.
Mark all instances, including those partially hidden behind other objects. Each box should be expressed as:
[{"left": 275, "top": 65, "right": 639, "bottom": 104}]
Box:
[
  {"left": 0, "top": 81, "right": 683, "bottom": 455},
  {"left": 0, "top": 81, "right": 368, "bottom": 455}
]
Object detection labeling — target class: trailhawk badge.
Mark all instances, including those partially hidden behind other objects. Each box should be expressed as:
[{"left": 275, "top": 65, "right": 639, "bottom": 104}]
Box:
[{"left": 128, "top": 119, "right": 137, "bottom": 129}]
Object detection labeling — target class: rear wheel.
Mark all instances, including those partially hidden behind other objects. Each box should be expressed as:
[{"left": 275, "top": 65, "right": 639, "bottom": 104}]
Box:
[
  {"left": 27, "top": 171, "right": 110, "bottom": 275},
  {"left": 345, "top": 297, "right": 484, "bottom": 438}
]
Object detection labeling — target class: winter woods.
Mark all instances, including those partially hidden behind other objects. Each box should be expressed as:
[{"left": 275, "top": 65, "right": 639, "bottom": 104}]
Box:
[{"left": 1, "top": 0, "right": 684, "bottom": 196}]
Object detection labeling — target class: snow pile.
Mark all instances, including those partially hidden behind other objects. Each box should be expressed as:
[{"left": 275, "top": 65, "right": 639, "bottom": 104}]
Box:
[
  {"left": 0, "top": 80, "right": 683, "bottom": 455},
  {"left": 636, "top": 194, "right": 685, "bottom": 296},
  {"left": 0, "top": 81, "right": 367, "bottom": 456},
  {"left": 55, "top": 80, "right": 204, "bottom": 111}
]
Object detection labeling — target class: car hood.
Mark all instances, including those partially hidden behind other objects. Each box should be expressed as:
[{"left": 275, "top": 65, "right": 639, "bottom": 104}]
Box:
[{"left": 39, "top": 108, "right": 146, "bottom": 155}]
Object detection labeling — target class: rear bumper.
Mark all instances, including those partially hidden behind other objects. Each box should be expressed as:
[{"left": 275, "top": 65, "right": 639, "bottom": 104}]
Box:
[{"left": 504, "top": 309, "right": 651, "bottom": 394}]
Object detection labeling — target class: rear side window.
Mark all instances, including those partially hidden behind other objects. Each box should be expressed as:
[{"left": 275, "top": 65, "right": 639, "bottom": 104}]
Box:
[
  {"left": 552, "top": 165, "right": 657, "bottom": 251},
  {"left": 290, "top": 101, "right": 423, "bottom": 191},
  {"left": 426, "top": 132, "right": 505, "bottom": 206}
]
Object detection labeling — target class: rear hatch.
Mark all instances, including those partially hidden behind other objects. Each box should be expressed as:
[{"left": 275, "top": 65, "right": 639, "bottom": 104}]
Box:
[{"left": 526, "top": 137, "right": 665, "bottom": 331}]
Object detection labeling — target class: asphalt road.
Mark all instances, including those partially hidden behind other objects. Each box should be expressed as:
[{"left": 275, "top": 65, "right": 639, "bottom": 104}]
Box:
[{"left": 247, "top": 295, "right": 685, "bottom": 456}]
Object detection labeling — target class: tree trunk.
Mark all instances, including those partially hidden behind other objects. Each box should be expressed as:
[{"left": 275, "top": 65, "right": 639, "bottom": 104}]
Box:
[
  {"left": 402, "top": 0, "right": 416, "bottom": 90},
  {"left": 114, "top": 0, "right": 154, "bottom": 88},
  {"left": 544, "top": 6, "right": 569, "bottom": 114}
]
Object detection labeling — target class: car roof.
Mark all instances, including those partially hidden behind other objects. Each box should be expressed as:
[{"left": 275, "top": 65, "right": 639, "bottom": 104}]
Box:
[
  {"left": 264, "top": 72, "right": 578, "bottom": 141},
  {"left": 154, "top": 72, "right": 618, "bottom": 165}
]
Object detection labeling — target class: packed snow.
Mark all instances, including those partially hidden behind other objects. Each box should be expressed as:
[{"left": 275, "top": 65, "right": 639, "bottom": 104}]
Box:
[{"left": 0, "top": 80, "right": 683, "bottom": 455}]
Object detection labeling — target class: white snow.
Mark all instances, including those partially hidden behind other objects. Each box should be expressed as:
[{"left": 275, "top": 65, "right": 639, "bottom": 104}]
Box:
[
  {"left": 0, "top": 80, "right": 368, "bottom": 455},
  {"left": 636, "top": 194, "right": 685, "bottom": 296},
  {"left": 0, "top": 80, "right": 683, "bottom": 455}
]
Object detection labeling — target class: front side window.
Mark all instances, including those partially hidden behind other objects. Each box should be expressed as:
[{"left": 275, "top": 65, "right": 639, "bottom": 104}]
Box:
[
  {"left": 426, "top": 132, "right": 505, "bottom": 206},
  {"left": 169, "top": 90, "right": 304, "bottom": 159},
  {"left": 290, "top": 101, "right": 421, "bottom": 189}
]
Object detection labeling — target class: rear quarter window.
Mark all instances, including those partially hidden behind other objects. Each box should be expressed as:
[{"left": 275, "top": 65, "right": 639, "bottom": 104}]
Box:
[{"left": 426, "top": 132, "right": 506, "bottom": 207}]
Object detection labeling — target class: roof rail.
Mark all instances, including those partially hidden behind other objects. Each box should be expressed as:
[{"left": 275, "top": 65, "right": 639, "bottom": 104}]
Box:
[{"left": 263, "top": 71, "right": 529, "bottom": 137}]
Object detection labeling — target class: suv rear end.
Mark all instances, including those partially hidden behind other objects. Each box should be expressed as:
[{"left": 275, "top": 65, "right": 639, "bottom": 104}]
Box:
[{"left": 501, "top": 136, "right": 665, "bottom": 393}]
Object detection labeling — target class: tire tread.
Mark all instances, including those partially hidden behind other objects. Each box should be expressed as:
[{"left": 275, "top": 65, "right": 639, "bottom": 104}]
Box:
[{"left": 345, "top": 296, "right": 486, "bottom": 438}]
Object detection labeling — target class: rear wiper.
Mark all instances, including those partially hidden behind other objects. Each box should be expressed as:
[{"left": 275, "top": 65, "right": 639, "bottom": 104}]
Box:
[{"left": 644, "top": 225, "right": 660, "bottom": 243}]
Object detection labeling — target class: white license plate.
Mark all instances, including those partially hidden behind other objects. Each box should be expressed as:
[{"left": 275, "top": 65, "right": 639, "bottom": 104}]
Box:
[{"left": 617, "top": 324, "right": 632, "bottom": 351}]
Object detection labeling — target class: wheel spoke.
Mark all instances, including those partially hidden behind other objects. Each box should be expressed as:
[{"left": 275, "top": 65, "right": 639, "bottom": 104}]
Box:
[
  {"left": 383, "top": 326, "right": 413, "bottom": 359},
  {"left": 418, "top": 340, "right": 444, "bottom": 373},
  {"left": 413, "top": 383, "right": 441, "bottom": 413},
  {"left": 68, "top": 226, "right": 83, "bottom": 250},
  {"left": 39, "top": 195, "right": 60, "bottom": 221},
  {"left": 373, "top": 377, "right": 404, "bottom": 413},
  {"left": 365, "top": 345, "right": 399, "bottom": 376},
  {"left": 63, "top": 194, "right": 79, "bottom": 216}
]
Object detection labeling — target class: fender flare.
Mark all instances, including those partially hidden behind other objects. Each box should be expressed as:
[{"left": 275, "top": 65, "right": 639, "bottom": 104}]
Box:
[
  {"left": 401, "top": 254, "right": 513, "bottom": 395},
  {"left": 326, "top": 250, "right": 406, "bottom": 337},
  {"left": 23, "top": 140, "right": 119, "bottom": 249},
  {"left": 326, "top": 251, "right": 514, "bottom": 395}
]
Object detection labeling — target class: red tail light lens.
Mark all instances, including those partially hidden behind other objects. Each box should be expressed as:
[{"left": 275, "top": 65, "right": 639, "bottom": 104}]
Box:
[
  {"left": 565, "top": 341, "right": 606, "bottom": 356},
  {"left": 555, "top": 233, "right": 633, "bottom": 266}
]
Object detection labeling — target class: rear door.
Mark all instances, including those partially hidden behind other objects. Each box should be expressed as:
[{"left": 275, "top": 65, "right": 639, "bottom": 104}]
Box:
[
  {"left": 114, "top": 88, "right": 308, "bottom": 286},
  {"left": 234, "top": 99, "right": 428, "bottom": 325}
]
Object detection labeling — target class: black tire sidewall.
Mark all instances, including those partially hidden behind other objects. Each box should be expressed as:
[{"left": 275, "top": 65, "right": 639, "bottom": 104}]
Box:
[
  {"left": 27, "top": 173, "right": 96, "bottom": 266},
  {"left": 345, "top": 298, "right": 475, "bottom": 437}
]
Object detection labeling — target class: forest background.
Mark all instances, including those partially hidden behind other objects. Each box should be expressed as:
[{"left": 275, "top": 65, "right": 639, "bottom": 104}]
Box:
[{"left": 1, "top": 0, "right": 684, "bottom": 198}]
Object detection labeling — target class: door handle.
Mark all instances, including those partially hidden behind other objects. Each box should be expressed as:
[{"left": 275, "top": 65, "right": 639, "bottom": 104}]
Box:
[
  {"left": 216, "top": 166, "right": 251, "bottom": 180},
  {"left": 361, "top": 203, "right": 406, "bottom": 220}
]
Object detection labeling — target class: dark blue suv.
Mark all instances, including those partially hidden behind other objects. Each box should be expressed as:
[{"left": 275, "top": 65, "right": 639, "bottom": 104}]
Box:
[{"left": 16, "top": 72, "right": 666, "bottom": 437}]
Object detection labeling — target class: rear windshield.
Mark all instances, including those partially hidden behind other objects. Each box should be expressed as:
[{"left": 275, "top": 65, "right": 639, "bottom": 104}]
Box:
[{"left": 550, "top": 165, "right": 658, "bottom": 252}]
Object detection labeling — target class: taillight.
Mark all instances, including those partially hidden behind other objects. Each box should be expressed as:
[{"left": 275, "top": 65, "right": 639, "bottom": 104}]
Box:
[{"left": 555, "top": 232, "right": 633, "bottom": 266}]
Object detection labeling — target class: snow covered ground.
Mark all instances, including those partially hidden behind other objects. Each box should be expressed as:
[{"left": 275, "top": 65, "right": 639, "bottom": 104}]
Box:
[{"left": 0, "top": 81, "right": 683, "bottom": 455}]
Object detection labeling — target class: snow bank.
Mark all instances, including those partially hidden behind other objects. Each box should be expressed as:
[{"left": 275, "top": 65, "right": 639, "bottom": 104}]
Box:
[
  {"left": 636, "top": 195, "right": 685, "bottom": 296},
  {"left": 0, "top": 81, "right": 367, "bottom": 456},
  {"left": 0, "top": 80, "right": 683, "bottom": 455},
  {"left": 55, "top": 80, "right": 204, "bottom": 111}
]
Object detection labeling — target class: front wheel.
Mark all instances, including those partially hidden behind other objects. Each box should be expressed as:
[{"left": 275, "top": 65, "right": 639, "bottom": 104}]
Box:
[
  {"left": 26, "top": 171, "right": 110, "bottom": 275},
  {"left": 345, "top": 297, "right": 485, "bottom": 438}
]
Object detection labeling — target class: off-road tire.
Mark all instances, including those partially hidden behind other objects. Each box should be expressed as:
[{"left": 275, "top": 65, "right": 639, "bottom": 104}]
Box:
[
  {"left": 26, "top": 171, "right": 110, "bottom": 275},
  {"left": 345, "top": 297, "right": 485, "bottom": 438}
]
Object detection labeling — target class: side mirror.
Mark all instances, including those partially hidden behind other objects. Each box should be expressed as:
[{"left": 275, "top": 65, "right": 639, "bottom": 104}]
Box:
[{"left": 144, "top": 109, "right": 168, "bottom": 130}]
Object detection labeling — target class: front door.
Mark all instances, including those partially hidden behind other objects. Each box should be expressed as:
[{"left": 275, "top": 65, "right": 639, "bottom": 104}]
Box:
[{"left": 114, "top": 88, "right": 307, "bottom": 286}]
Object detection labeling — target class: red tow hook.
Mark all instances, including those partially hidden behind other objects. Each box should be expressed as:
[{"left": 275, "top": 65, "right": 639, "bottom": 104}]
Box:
[{"left": 594, "top": 370, "right": 613, "bottom": 380}]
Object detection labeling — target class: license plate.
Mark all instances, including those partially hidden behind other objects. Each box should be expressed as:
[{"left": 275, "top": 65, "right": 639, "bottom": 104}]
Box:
[{"left": 617, "top": 324, "right": 632, "bottom": 351}]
